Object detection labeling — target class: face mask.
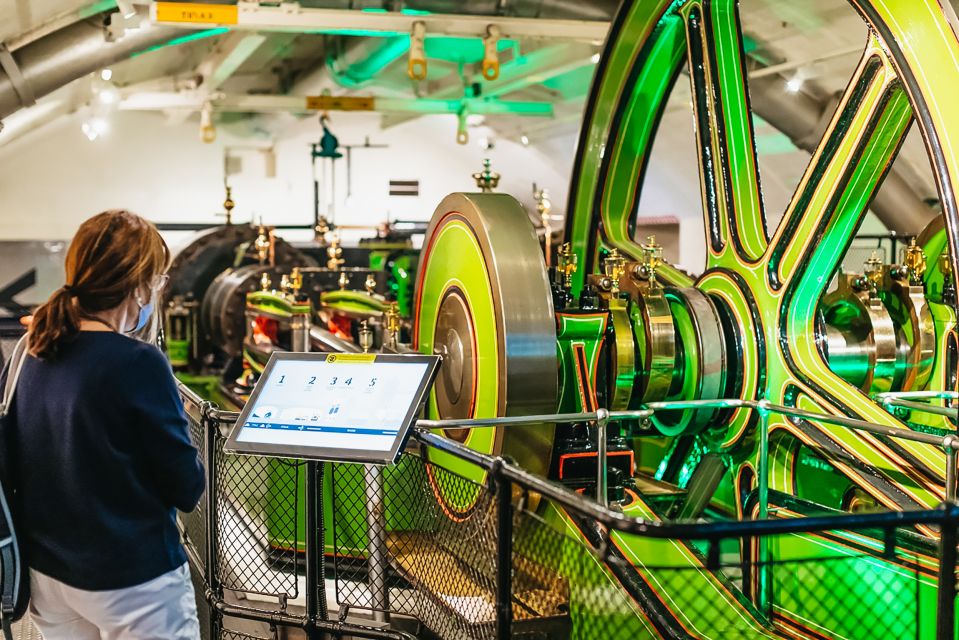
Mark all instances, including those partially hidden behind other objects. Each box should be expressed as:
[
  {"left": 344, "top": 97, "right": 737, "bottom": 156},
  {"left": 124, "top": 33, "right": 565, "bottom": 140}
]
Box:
[{"left": 128, "top": 299, "right": 154, "bottom": 334}]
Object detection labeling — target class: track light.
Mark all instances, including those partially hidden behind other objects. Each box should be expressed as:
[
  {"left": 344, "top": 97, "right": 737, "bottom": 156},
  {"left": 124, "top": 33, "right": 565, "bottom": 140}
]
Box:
[
  {"left": 81, "top": 117, "right": 109, "bottom": 142},
  {"left": 100, "top": 69, "right": 113, "bottom": 82}
]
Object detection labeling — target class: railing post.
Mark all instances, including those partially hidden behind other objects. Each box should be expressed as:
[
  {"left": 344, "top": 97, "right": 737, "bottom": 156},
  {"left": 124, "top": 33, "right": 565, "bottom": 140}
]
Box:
[
  {"left": 945, "top": 436, "right": 958, "bottom": 505},
  {"left": 203, "top": 406, "right": 221, "bottom": 640},
  {"left": 937, "top": 506, "right": 957, "bottom": 640},
  {"left": 756, "top": 400, "right": 772, "bottom": 619},
  {"left": 494, "top": 462, "right": 513, "bottom": 640},
  {"left": 596, "top": 408, "right": 609, "bottom": 507}
]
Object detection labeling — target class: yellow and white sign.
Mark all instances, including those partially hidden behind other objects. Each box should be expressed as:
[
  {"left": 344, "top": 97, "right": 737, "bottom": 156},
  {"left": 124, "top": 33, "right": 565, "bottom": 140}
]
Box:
[{"left": 153, "top": 2, "right": 238, "bottom": 25}]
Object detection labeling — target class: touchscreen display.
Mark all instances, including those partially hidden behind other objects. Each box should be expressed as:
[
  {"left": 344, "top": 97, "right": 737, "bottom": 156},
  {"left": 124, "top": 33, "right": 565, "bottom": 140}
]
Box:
[{"left": 230, "top": 356, "right": 432, "bottom": 460}]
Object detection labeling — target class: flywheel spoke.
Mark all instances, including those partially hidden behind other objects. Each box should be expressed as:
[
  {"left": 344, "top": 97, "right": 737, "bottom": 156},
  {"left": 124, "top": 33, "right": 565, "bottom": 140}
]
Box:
[
  {"left": 768, "top": 36, "right": 911, "bottom": 292},
  {"left": 683, "top": 0, "right": 767, "bottom": 267}
]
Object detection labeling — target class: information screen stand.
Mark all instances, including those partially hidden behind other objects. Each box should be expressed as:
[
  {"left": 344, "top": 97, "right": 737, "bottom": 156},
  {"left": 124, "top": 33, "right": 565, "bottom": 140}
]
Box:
[
  {"left": 224, "top": 352, "right": 440, "bottom": 465},
  {"left": 223, "top": 351, "right": 438, "bottom": 627}
]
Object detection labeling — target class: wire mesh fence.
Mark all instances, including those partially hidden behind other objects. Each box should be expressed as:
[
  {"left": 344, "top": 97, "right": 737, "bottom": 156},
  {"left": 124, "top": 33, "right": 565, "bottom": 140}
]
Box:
[
  {"left": 213, "top": 444, "right": 300, "bottom": 599},
  {"left": 331, "top": 450, "right": 952, "bottom": 640},
  {"left": 175, "top": 383, "right": 958, "bottom": 640}
]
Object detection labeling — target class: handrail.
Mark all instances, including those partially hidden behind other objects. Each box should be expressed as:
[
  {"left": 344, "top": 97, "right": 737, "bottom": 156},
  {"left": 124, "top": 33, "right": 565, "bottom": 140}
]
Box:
[
  {"left": 412, "top": 428, "right": 959, "bottom": 540},
  {"left": 877, "top": 390, "right": 959, "bottom": 420}
]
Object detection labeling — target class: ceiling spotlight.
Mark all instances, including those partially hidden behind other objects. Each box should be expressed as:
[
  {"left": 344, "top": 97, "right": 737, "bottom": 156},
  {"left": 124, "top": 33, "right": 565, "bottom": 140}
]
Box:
[
  {"left": 590, "top": 52, "right": 601, "bottom": 64},
  {"left": 520, "top": 134, "right": 530, "bottom": 146},
  {"left": 785, "top": 74, "right": 804, "bottom": 93},
  {"left": 81, "top": 117, "right": 109, "bottom": 142},
  {"left": 100, "top": 69, "right": 113, "bottom": 82},
  {"left": 97, "top": 85, "right": 119, "bottom": 105}
]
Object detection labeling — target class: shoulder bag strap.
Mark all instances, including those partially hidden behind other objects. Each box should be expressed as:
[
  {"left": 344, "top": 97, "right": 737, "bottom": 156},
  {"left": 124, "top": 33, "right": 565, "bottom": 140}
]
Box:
[{"left": 0, "top": 336, "right": 28, "bottom": 419}]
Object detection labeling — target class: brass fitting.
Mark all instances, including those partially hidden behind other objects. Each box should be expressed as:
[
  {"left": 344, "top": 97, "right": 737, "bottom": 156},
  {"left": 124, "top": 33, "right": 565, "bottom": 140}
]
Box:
[{"left": 903, "top": 239, "right": 927, "bottom": 284}]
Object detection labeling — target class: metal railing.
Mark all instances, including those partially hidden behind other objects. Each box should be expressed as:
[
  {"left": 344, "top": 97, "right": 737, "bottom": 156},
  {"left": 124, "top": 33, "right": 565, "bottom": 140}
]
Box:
[
  {"left": 879, "top": 390, "right": 959, "bottom": 420},
  {"left": 178, "top": 380, "right": 959, "bottom": 639}
]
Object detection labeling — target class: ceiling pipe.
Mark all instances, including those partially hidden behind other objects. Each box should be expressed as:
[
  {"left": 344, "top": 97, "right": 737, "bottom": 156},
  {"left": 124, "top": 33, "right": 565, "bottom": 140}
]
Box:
[
  {"left": 0, "top": 13, "right": 185, "bottom": 120},
  {"left": 748, "top": 74, "right": 936, "bottom": 234}
]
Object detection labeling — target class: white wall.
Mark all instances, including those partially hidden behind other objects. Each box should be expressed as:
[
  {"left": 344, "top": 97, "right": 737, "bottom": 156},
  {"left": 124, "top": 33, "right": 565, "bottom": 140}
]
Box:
[
  {"left": 0, "top": 109, "right": 570, "bottom": 248},
  {"left": 0, "top": 105, "right": 890, "bottom": 277}
]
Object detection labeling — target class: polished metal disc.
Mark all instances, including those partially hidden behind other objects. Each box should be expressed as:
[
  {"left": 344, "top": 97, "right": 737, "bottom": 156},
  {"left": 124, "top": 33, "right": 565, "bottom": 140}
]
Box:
[{"left": 414, "top": 193, "right": 558, "bottom": 492}]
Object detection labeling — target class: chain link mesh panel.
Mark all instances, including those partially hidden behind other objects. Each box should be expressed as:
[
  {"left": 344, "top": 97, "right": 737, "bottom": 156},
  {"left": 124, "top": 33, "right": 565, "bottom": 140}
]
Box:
[
  {"left": 219, "top": 630, "right": 273, "bottom": 640},
  {"left": 179, "top": 404, "right": 207, "bottom": 569},
  {"left": 333, "top": 455, "right": 501, "bottom": 639},
  {"left": 213, "top": 423, "right": 301, "bottom": 599}
]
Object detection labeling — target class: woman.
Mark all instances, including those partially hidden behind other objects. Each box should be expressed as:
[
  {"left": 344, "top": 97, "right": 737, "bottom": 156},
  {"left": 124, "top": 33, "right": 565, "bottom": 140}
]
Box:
[{"left": 3, "top": 210, "right": 205, "bottom": 639}]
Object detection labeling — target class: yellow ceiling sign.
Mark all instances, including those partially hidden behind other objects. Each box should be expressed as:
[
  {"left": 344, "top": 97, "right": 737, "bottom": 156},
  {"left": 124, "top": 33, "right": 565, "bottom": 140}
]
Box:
[
  {"left": 306, "top": 96, "right": 376, "bottom": 112},
  {"left": 154, "top": 2, "right": 238, "bottom": 24}
]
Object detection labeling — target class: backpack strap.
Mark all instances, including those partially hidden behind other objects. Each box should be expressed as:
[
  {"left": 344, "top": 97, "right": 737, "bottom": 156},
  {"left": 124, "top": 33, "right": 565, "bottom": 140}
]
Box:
[{"left": 0, "top": 336, "right": 28, "bottom": 420}]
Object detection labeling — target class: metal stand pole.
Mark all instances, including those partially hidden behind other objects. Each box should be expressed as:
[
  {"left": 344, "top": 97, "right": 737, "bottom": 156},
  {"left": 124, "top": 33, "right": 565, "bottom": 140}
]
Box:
[
  {"left": 305, "top": 460, "right": 327, "bottom": 638},
  {"left": 365, "top": 464, "right": 389, "bottom": 623},
  {"left": 756, "top": 401, "right": 772, "bottom": 618},
  {"left": 495, "top": 469, "right": 513, "bottom": 640},
  {"left": 596, "top": 408, "right": 609, "bottom": 507}
]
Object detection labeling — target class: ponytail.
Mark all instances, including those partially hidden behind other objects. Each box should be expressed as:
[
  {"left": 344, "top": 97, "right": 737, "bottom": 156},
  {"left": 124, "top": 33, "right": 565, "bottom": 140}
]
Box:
[
  {"left": 26, "top": 210, "right": 171, "bottom": 360},
  {"left": 28, "top": 287, "right": 83, "bottom": 359}
]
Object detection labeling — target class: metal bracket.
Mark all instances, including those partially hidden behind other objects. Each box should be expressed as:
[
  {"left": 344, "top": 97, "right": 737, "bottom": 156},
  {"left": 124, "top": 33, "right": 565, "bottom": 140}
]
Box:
[
  {"left": 482, "top": 24, "right": 501, "bottom": 81},
  {"left": 0, "top": 43, "right": 35, "bottom": 108},
  {"left": 408, "top": 20, "right": 427, "bottom": 81}
]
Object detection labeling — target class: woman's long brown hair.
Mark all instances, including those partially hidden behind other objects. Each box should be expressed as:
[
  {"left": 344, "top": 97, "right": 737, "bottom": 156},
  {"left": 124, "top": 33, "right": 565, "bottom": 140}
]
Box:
[{"left": 28, "top": 210, "right": 171, "bottom": 359}]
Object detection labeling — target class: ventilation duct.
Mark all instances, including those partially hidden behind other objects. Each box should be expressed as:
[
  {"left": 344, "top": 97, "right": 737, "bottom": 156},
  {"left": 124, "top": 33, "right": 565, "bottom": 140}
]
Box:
[{"left": 0, "top": 16, "right": 185, "bottom": 120}]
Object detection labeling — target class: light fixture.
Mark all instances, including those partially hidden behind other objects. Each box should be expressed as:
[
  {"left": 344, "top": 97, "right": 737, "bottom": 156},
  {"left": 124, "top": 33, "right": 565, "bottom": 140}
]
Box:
[
  {"left": 785, "top": 73, "right": 804, "bottom": 93},
  {"left": 200, "top": 102, "right": 216, "bottom": 143},
  {"left": 97, "top": 84, "right": 119, "bottom": 105},
  {"left": 520, "top": 134, "right": 530, "bottom": 146},
  {"left": 100, "top": 69, "right": 113, "bottom": 82},
  {"left": 591, "top": 52, "right": 601, "bottom": 64},
  {"left": 81, "top": 116, "right": 109, "bottom": 141}
]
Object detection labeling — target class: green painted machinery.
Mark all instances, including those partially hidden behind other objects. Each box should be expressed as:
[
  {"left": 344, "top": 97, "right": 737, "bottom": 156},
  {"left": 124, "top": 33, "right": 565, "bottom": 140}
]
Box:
[{"left": 411, "top": 0, "right": 959, "bottom": 637}]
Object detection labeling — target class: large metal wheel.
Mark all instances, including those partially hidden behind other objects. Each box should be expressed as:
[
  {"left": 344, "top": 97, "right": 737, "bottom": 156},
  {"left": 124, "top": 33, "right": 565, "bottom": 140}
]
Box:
[
  {"left": 413, "top": 193, "right": 557, "bottom": 514},
  {"left": 564, "top": 0, "right": 959, "bottom": 516}
]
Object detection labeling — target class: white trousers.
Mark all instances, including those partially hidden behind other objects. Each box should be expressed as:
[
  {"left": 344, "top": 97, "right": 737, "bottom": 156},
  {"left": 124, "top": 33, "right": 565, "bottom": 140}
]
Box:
[{"left": 28, "top": 563, "right": 200, "bottom": 640}]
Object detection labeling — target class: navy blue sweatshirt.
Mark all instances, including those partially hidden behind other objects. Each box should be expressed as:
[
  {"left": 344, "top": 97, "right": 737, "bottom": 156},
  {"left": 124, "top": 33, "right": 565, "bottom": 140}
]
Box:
[{"left": 0, "top": 331, "right": 205, "bottom": 590}]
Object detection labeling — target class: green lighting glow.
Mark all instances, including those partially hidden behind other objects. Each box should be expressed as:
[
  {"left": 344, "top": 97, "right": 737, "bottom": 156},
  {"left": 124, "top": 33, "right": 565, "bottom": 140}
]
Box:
[{"left": 131, "top": 28, "right": 229, "bottom": 57}]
